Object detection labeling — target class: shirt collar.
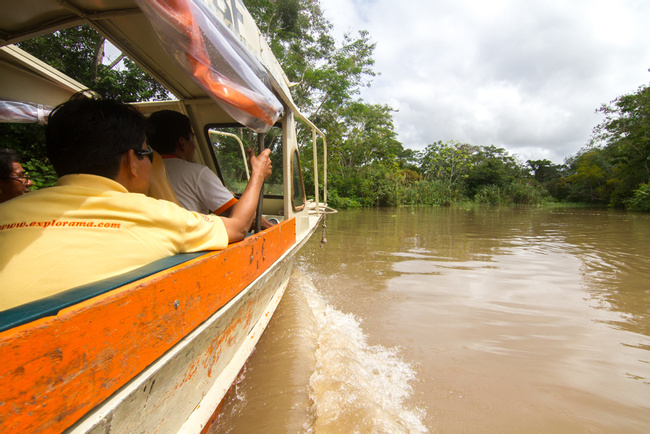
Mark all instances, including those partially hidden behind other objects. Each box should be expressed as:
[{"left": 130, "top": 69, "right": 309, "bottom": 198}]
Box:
[{"left": 56, "top": 174, "right": 129, "bottom": 193}]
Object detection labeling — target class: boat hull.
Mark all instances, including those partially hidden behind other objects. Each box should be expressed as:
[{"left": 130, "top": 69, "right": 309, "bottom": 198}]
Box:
[
  {"left": 70, "top": 244, "right": 295, "bottom": 433},
  {"left": 0, "top": 217, "right": 320, "bottom": 433}
]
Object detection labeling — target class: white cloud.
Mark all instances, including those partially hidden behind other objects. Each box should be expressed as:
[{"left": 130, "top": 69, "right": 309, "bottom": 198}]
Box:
[{"left": 319, "top": 0, "right": 650, "bottom": 163}]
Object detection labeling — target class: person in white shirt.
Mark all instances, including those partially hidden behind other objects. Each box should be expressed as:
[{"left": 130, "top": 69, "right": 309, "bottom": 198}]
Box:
[{"left": 147, "top": 110, "right": 273, "bottom": 229}]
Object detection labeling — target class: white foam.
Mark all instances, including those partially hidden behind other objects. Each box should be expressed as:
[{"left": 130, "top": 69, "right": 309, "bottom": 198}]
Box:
[{"left": 295, "top": 270, "right": 428, "bottom": 433}]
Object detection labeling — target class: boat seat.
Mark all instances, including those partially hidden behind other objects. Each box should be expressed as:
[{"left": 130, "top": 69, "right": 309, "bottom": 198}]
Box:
[
  {"left": 0, "top": 251, "right": 207, "bottom": 332},
  {"left": 147, "top": 150, "right": 181, "bottom": 205}
]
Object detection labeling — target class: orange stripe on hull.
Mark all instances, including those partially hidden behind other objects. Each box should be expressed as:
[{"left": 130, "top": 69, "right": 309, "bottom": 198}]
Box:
[{"left": 0, "top": 219, "right": 295, "bottom": 433}]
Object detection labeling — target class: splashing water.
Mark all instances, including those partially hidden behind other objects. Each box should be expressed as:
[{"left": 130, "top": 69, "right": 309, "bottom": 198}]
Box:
[
  {"left": 211, "top": 268, "right": 427, "bottom": 433},
  {"left": 296, "top": 270, "right": 428, "bottom": 433}
]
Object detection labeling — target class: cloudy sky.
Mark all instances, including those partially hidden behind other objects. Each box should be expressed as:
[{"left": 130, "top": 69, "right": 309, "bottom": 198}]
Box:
[{"left": 318, "top": 0, "right": 650, "bottom": 163}]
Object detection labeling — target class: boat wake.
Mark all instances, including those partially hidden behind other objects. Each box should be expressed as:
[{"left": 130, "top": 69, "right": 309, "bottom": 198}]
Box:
[
  {"left": 210, "top": 267, "right": 427, "bottom": 433},
  {"left": 294, "top": 268, "right": 428, "bottom": 433}
]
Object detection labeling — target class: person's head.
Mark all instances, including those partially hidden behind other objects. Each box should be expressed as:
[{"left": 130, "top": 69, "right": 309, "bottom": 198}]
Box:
[
  {"left": 146, "top": 110, "right": 195, "bottom": 162},
  {"left": 46, "top": 92, "right": 152, "bottom": 192},
  {"left": 0, "top": 148, "right": 34, "bottom": 203}
]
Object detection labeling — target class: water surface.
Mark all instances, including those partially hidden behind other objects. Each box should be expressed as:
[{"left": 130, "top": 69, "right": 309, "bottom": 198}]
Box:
[{"left": 212, "top": 207, "right": 650, "bottom": 433}]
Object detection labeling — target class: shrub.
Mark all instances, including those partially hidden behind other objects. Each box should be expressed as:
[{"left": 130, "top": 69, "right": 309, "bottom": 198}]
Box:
[
  {"left": 503, "top": 181, "right": 548, "bottom": 205},
  {"left": 625, "top": 183, "right": 650, "bottom": 211},
  {"left": 474, "top": 185, "right": 508, "bottom": 205},
  {"left": 326, "top": 190, "right": 362, "bottom": 209},
  {"left": 24, "top": 158, "right": 58, "bottom": 189}
]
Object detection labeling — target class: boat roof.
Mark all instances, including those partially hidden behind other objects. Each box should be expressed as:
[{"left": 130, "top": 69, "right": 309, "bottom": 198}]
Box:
[
  {"left": 0, "top": 0, "right": 314, "bottom": 132},
  {"left": 0, "top": 44, "right": 86, "bottom": 107}
]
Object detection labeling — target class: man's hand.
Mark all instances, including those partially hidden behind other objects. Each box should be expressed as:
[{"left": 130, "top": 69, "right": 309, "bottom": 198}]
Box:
[
  {"left": 221, "top": 148, "right": 273, "bottom": 242},
  {"left": 248, "top": 148, "right": 272, "bottom": 181}
]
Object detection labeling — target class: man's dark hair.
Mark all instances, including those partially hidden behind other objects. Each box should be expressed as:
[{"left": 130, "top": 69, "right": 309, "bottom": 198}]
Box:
[
  {"left": 46, "top": 92, "right": 148, "bottom": 178},
  {"left": 0, "top": 148, "right": 21, "bottom": 179},
  {"left": 146, "top": 110, "right": 192, "bottom": 155}
]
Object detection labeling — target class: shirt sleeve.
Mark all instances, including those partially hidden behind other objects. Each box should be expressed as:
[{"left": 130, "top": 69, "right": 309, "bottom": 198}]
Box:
[
  {"left": 180, "top": 210, "right": 229, "bottom": 251},
  {"left": 196, "top": 166, "right": 237, "bottom": 215}
]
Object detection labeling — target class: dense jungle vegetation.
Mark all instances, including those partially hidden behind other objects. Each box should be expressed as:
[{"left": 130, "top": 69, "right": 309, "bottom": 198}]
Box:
[{"left": 1, "top": 0, "right": 648, "bottom": 211}]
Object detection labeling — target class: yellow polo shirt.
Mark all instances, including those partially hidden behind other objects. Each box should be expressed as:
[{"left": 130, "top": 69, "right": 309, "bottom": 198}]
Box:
[{"left": 0, "top": 174, "right": 228, "bottom": 310}]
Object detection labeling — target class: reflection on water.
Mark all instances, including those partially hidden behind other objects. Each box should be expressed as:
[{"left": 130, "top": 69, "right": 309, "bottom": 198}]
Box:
[{"left": 213, "top": 207, "right": 650, "bottom": 433}]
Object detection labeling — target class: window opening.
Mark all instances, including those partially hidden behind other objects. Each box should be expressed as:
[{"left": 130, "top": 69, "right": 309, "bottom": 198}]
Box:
[
  {"left": 207, "top": 125, "right": 283, "bottom": 197},
  {"left": 292, "top": 149, "right": 305, "bottom": 210}
]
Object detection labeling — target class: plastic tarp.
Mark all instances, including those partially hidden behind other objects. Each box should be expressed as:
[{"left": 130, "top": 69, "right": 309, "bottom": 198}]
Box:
[
  {"left": 136, "top": 0, "right": 283, "bottom": 133},
  {"left": 0, "top": 99, "right": 51, "bottom": 124}
]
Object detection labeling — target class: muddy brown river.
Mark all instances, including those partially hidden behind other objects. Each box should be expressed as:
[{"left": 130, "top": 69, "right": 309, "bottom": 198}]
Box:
[{"left": 211, "top": 207, "right": 650, "bottom": 433}]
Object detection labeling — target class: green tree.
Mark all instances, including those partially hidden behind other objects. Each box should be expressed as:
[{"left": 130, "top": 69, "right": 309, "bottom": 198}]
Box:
[
  {"left": 331, "top": 103, "right": 401, "bottom": 169},
  {"left": 625, "top": 183, "right": 650, "bottom": 211},
  {"left": 561, "top": 149, "right": 611, "bottom": 203},
  {"left": 527, "top": 159, "right": 560, "bottom": 183},
  {"left": 559, "top": 79, "right": 650, "bottom": 208},
  {"left": 244, "top": 0, "right": 386, "bottom": 204},
  {"left": 17, "top": 25, "right": 169, "bottom": 102},
  {"left": 326, "top": 103, "right": 416, "bottom": 206},
  {"left": 527, "top": 159, "right": 568, "bottom": 201},
  {"left": 593, "top": 82, "right": 650, "bottom": 179},
  {"left": 420, "top": 140, "right": 475, "bottom": 193},
  {"left": 590, "top": 81, "right": 650, "bottom": 207},
  {"left": 246, "top": 0, "right": 375, "bottom": 118},
  {"left": 465, "top": 145, "right": 522, "bottom": 197}
]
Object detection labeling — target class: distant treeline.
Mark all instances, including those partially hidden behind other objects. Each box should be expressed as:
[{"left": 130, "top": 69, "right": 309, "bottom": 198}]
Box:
[{"left": 317, "top": 98, "right": 650, "bottom": 210}]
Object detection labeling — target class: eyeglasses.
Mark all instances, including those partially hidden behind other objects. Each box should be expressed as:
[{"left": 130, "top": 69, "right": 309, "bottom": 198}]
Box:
[
  {"left": 134, "top": 148, "right": 154, "bottom": 163},
  {"left": 2, "top": 174, "right": 31, "bottom": 183}
]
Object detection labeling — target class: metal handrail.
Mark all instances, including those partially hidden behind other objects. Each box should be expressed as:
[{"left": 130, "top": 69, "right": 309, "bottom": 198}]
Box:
[{"left": 209, "top": 130, "right": 250, "bottom": 180}]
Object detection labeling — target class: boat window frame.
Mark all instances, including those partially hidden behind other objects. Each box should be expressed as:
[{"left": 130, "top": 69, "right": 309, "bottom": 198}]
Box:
[
  {"left": 203, "top": 122, "right": 284, "bottom": 200},
  {"left": 291, "top": 148, "right": 306, "bottom": 211}
]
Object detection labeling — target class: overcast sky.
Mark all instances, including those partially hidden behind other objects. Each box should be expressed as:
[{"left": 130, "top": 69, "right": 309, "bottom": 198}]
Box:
[{"left": 318, "top": 0, "right": 650, "bottom": 163}]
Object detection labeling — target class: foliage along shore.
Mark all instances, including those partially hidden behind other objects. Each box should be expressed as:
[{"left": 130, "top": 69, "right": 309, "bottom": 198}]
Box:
[{"left": 1, "top": 0, "right": 648, "bottom": 212}]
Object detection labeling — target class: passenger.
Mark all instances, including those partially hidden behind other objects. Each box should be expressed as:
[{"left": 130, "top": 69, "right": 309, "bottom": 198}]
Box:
[
  {"left": 146, "top": 110, "right": 274, "bottom": 229},
  {"left": 0, "top": 93, "right": 271, "bottom": 311},
  {"left": 0, "top": 148, "right": 34, "bottom": 203}
]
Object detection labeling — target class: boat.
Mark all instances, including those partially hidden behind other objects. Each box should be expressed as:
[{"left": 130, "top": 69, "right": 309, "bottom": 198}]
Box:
[{"left": 0, "top": 1, "right": 330, "bottom": 432}]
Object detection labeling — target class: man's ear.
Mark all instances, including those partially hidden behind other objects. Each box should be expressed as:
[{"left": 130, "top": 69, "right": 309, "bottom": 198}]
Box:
[
  {"left": 177, "top": 137, "right": 187, "bottom": 152},
  {"left": 126, "top": 149, "right": 139, "bottom": 177}
]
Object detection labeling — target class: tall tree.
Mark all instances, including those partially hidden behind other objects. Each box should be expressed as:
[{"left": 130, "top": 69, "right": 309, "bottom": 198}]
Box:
[
  {"left": 527, "top": 159, "right": 559, "bottom": 183},
  {"left": 590, "top": 81, "right": 650, "bottom": 206},
  {"left": 420, "top": 141, "right": 475, "bottom": 193},
  {"left": 527, "top": 159, "right": 567, "bottom": 200},
  {"left": 562, "top": 149, "right": 612, "bottom": 204},
  {"left": 245, "top": 0, "right": 375, "bottom": 118},
  {"left": 244, "top": 0, "right": 385, "bottom": 202},
  {"left": 465, "top": 145, "right": 522, "bottom": 196}
]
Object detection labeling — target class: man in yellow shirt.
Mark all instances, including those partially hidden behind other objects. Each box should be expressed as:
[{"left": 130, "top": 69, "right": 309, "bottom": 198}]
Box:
[{"left": 0, "top": 94, "right": 272, "bottom": 310}]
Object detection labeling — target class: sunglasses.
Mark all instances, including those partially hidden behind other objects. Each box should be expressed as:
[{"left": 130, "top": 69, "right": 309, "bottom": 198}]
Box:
[{"left": 134, "top": 147, "right": 154, "bottom": 163}]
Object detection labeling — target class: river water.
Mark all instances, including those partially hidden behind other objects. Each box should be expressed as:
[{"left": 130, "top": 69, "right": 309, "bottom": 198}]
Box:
[{"left": 210, "top": 207, "right": 650, "bottom": 433}]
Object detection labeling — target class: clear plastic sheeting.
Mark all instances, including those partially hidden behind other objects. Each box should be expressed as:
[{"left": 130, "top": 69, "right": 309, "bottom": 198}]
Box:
[
  {"left": 136, "top": 0, "right": 283, "bottom": 133},
  {"left": 0, "top": 99, "right": 52, "bottom": 124}
]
